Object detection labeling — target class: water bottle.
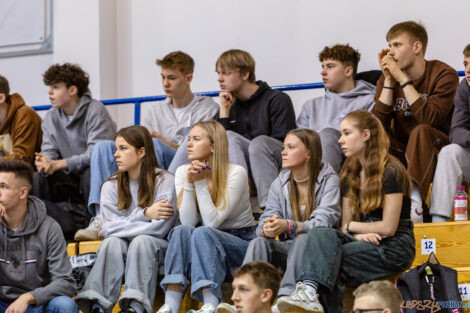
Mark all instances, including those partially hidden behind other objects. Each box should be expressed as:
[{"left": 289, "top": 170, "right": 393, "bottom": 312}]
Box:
[{"left": 454, "top": 185, "right": 468, "bottom": 221}]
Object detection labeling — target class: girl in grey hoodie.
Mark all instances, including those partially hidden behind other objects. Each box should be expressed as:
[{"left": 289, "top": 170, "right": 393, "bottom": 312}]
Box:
[
  {"left": 75, "top": 126, "right": 177, "bottom": 313},
  {"left": 242, "top": 129, "right": 341, "bottom": 300}
]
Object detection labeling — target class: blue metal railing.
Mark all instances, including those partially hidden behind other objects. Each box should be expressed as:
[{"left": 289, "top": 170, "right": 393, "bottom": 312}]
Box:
[{"left": 32, "top": 71, "right": 466, "bottom": 125}]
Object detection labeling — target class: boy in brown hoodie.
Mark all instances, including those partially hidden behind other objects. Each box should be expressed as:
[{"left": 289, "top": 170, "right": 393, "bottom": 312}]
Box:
[
  {"left": 0, "top": 75, "right": 42, "bottom": 164},
  {"left": 372, "top": 21, "right": 459, "bottom": 222}
]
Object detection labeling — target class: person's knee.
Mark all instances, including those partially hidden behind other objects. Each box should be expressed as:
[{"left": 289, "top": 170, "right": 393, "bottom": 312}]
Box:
[
  {"left": 192, "top": 226, "right": 215, "bottom": 242},
  {"left": 409, "top": 124, "right": 433, "bottom": 138},
  {"left": 128, "top": 234, "right": 157, "bottom": 252},
  {"left": 319, "top": 128, "right": 340, "bottom": 143},
  {"left": 47, "top": 296, "right": 79, "bottom": 313},
  {"left": 100, "top": 236, "right": 126, "bottom": 254},
  {"left": 248, "top": 135, "right": 272, "bottom": 154},
  {"left": 439, "top": 143, "right": 464, "bottom": 162},
  {"left": 170, "top": 224, "right": 194, "bottom": 239},
  {"left": 248, "top": 236, "right": 269, "bottom": 250},
  {"left": 92, "top": 140, "right": 114, "bottom": 154}
]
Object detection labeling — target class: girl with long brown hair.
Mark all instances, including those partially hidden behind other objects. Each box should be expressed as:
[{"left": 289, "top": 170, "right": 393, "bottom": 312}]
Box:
[
  {"left": 157, "top": 121, "right": 256, "bottom": 313},
  {"left": 241, "top": 129, "right": 340, "bottom": 304},
  {"left": 76, "top": 125, "right": 177, "bottom": 313},
  {"left": 277, "top": 111, "right": 415, "bottom": 313}
]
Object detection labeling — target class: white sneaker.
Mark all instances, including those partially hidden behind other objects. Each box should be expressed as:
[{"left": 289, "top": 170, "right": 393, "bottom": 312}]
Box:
[
  {"left": 74, "top": 216, "right": 104, "bottom": 241},
  {"left": 216, "top": 303, "right": 236, "bottom": 313},
  {"left": 156, "top": 304, "right": 172, "bottom": 313},
  {"left": 276, "top": 282, "right": 323, "bottom": 313},
  {"left": 188, "top": 303, "right": 216, "bottom": 313},
  {"left": 410, "top": 199, "right": 424, "bottom": 223}
]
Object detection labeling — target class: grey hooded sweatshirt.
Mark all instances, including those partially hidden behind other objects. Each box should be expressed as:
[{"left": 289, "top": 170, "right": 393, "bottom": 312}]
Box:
[
  {"left": 0, "top": 196, "right": 76, "bottom": 306},
  {"left": 256, "top": 163, "right": 341, "bottom": 240},
  {"left": 41, "top": 90, "right": 117, "bottom": 173},
  {"left": 296, "top": 80, "right": 376, "bottom": 131}
]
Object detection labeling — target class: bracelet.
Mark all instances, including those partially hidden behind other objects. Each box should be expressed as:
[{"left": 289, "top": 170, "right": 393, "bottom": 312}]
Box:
[
  {"left": 400, "top": 80, "right": 413, "bottom": 88},
  {"left": 292, "top": 221, "right": 298, "bottom": 235},
  {"left": 383, "top": 85, "right": 394, "bottom": 90},
  {"left": 346, "top": 221, "right": 352, "bottom": 233},
  {"left": 285, "top": 219, "right": 293, "bottom": 235}
]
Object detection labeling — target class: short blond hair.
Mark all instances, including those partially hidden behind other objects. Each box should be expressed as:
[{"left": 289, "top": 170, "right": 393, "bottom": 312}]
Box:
[
  {"left": 216, "top": 49, "right": 256, "bottom": 83},
  {"left": 386, "top": 21, "right": 428, "bottom": 55},
  {"left": 463, "top": 44, "right": 470, "bottom": 57},
  {"left": 353, "top": 280, "right": 402, "bottom": 313},
  {"left": 156, "top": 51, "right": 194, "bottom": 75}
]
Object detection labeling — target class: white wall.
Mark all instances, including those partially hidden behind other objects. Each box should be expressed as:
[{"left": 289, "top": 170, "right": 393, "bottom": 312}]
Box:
[{"left": 0, "top": 0, "right": 468, "bottom": 127}]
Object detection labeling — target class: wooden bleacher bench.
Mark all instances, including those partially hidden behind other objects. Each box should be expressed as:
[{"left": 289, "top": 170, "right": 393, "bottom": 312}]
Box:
[{"left": 74, "top": 221, "right": 470, "bottom": 312}]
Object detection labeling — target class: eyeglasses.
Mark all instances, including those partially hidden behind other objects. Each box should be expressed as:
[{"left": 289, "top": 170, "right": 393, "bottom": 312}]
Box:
[{"left": 350, "top": 309, "right": 385, "bottom": 313}]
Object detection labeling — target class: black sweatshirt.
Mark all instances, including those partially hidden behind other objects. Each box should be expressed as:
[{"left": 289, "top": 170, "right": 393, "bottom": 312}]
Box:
[{"left": 217, "top": 81, "right": 296, "bottom": 141}]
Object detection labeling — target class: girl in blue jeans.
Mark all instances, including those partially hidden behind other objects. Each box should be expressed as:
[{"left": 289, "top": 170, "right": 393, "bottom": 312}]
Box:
[
  {"left": 75, "top": 126, "right": 176, "bottom": 313},
  {"left": 277, "top": 111, "right": 415, "bottom": 313},
  {"left": 156, "top": 121, "right": 256, "bottom": 313}
]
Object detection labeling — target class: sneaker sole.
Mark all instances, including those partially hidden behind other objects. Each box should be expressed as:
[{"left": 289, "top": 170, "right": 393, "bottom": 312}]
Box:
[{"left": 277, "top": 302, "right": 323, "bottom": 313}]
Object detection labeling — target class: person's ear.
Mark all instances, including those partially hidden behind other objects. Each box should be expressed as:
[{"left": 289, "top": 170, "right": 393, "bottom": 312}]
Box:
[
  {"left": 68, "top": 85, "right": 78, "bottom": 96},
  {"left": 0, "top": 93, "right": 6, "bottom": 104},
  {"left": 186, "top": 73, "right": 193, "bottom": 84},
  {"left": 138, "top": 147, "right": 146, "bottom": 159},
  {"left": 19, "top": 186, "right": 29, "bottom": 200},
  {"left": 344, "top": 65, "right": 354, "bottom": 79},
  {"left": 413, "top": 41, "right": 423, "bottom": 55},
  {"left": 240, "top": 70, "right": 250, "bottom": 81},
  {"left": 260, "top": 289, "right": 273, "bottom": 305},
  {"left": 362, "top": 129, "right": 371, "bottom": 142},
  {"left": 383, "top": 308, "right": 392, "bottom": 313}
]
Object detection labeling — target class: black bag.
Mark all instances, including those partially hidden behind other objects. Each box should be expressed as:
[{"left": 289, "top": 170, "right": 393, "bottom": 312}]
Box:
[
  {"left": 70, "top": 253, "right": 97, "bottom": 292},
  {"left": 397, "top": 253, "right": 464, "bottom": 313}
]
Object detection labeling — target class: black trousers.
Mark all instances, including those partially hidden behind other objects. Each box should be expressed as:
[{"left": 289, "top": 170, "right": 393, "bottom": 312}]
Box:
[{"left": 31, "top": 168, "right": 91, "bottom": 241}]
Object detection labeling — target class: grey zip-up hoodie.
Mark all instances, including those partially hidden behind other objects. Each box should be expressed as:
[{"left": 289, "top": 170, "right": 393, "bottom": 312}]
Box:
[
  {"left": 296, "top": 80, "right": 376, "bottom": 131},
  {"left": 142, "top": 96, "right": 219, "bottom": 145},
  {"left": 256, "top": 163, "right": 341, "bottom": 240},
  {"left": 41, "top": 90, "right": 117, "bottom": 173},
  {"left": 450, "top": 79, "right": 470, "bottom": 147},
  {"left": 0, "top": 196, "right": 76, "bottom": 305}
]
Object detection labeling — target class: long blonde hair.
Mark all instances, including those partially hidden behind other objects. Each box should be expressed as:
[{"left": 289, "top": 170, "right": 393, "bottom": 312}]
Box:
[
  {"left": 339, "top": 111, "right": 411, "bottom": 215},
  {"left": 177, "top": 121, "right": 229, "bottom": 210},
  {"left": 287, "top": 129, "right": 323, "bottom": 221}
]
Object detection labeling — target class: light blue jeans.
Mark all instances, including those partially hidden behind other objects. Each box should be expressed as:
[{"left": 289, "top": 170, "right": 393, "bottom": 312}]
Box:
[
  {"left": 0, "top": 296, "right": 78, "bottom": 313},
  {"left": 88, "top": 138, "right": 175, "bottom": 213},
  {"left": 160, "top": 224, "right": 256, "bottom": 303}
]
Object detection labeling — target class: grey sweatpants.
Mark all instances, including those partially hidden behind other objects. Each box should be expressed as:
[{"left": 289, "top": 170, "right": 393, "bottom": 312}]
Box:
[
  {"left": 430, "top": 143, "right": 470, "bottom": 219},
  {"left": 76, "top": 235, "right": 168, "bottom": 313},
  {"left": 242, "top": 234, "right": 308, "bottom": 297}
]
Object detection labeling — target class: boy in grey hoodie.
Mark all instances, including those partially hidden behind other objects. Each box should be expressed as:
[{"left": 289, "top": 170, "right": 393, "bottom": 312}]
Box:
[
  {"left": 297, "top": 44, "right": 376, "bottom": 172},
  {"left": 32, "top": 63, "right": 116, "bottom": 240},
  {"left": 0, "top": 160, "right": 77, "bottom": 313}
]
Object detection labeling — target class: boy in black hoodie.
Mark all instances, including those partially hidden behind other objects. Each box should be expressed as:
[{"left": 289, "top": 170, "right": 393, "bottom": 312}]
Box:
[
  {"left": 0, "top": 160, "right": 77, "bottom": 313},
  {"left": 216, "top": 49, "right": 296, "bottom": 210}
]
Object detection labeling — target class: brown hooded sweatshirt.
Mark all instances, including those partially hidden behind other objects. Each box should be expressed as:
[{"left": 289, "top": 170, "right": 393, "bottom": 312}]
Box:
[{"left": 0, "top": 93, "right": 42, "bottom": 163}]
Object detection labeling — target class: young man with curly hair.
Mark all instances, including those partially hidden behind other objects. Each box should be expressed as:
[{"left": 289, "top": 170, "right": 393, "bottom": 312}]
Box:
[
  {"left": 297, "top": 44, "right": 376, "bottom": 172},
  {"left": 0, "top": 75, "right": 42, "bottom": 164},
  {"left": 32, "top": 63, "right": 116, "bottom": 240},
  {"left": 373, "top": 21, "right": 459, "bottom": 222}
]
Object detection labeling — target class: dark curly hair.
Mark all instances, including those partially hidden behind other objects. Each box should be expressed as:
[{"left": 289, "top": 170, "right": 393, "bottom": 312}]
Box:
[
  {"left": 43, "top": 63, "right": 89, "bottom": 97},
  {"left": 319, "top": 44, "right": 361, "bottom": 77}
]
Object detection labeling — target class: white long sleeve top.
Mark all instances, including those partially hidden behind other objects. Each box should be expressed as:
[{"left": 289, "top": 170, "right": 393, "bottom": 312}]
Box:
[{"left": 175, "top": 163, "right": 255, "bottom": 230}]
